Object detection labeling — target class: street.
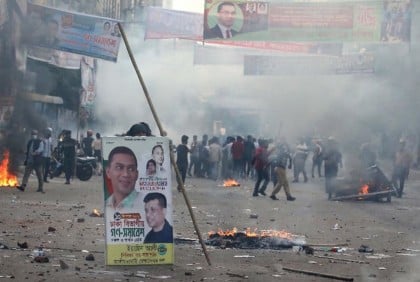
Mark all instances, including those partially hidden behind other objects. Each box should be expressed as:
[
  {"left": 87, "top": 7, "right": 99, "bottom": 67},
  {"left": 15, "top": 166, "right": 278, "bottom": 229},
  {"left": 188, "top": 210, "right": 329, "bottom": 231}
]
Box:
[{"left": 0, "top": 165, "right": 419, "bottom": 281}]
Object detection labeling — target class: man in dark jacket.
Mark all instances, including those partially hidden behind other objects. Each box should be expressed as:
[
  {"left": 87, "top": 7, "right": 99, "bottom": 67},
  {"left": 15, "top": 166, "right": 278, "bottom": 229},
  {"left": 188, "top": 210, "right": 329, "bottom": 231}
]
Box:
[
  {"left": 176, "top": 135, "right": 189, "bottom": 191},
  {"left": 60, "top": 130, "right": 77, "bottom": 184},
  {"left": 17, "top": 130, "right": 44, "bottom": 193},
  {"left": 323, "top": 137, "right": 343, "bottom": 200},
  {"left": 81, "top": 129, "right": 94, "bottom": 157}
]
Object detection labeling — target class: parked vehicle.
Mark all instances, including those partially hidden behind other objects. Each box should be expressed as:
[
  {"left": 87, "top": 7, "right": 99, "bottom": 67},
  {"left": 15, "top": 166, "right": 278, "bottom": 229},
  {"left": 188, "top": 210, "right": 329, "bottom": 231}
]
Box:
[{"left": 49, "top": 148, "right": 96, "bottom": 181}]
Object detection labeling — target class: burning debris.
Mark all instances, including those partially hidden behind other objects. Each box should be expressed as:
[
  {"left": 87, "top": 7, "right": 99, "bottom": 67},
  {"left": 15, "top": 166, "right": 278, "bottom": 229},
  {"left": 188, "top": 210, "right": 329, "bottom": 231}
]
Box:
[
  {"left": 89, "top": 209, "right": 103, "bottom": 217},
  {"left": 206, "top": 228, "right": 305, "bottom": 250},
  {"left": 0, "top": 150, "right": 19, "bottom": 187},
  {"left": 332, "top": 165, "right": 397, "bottom": 202},
  {"left": 223, "top": 179, "right": 240, "bottom": 187}
]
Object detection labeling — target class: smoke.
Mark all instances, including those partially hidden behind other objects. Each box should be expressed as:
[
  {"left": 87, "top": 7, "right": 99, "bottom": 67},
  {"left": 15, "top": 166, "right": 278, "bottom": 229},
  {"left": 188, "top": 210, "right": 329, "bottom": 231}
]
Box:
[
  {"left": 2, "top": 93, "right": 47, "bottom": 174},
  {"left": 95, "top": 13, "right": 420, "bottom": 159}
]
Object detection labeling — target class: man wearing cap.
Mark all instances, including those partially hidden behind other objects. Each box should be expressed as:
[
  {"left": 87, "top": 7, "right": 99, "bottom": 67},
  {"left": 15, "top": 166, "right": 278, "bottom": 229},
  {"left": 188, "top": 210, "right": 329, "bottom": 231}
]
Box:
[{"left": 17, "top": 130, "right": 45, "bottom": 193}]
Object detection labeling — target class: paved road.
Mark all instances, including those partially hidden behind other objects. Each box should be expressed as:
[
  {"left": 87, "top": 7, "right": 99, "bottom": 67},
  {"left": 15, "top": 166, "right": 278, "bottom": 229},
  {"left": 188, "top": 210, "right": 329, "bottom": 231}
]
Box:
[{"left": 0, "top": 168, "right": 419, "bottom": 281}]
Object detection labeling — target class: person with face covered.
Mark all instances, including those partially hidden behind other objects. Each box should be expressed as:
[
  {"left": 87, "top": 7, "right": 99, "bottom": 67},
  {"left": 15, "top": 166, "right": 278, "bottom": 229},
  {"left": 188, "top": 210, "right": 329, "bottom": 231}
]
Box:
[
  {"left": 204, "top": 1, "right": 240, "bottom": 39},
  {"left": 144, "top": 192, "right": 173, "bottom": 244},
  {"left": 17, "top": 130, "right": 45, "bottom": 193},
  {"left": 105, "top": 146, "right": 142, "bottom": 211}
]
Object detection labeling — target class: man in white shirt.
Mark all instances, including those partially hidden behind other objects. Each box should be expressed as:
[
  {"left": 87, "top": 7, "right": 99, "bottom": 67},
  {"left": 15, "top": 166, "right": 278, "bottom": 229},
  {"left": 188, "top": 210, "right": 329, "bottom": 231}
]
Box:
[
  {"left": 105, "top": 146, "right": 142, "bottom": 211},
  {"left": 42, "top": 128, "right": 53, "bottom": 183}
]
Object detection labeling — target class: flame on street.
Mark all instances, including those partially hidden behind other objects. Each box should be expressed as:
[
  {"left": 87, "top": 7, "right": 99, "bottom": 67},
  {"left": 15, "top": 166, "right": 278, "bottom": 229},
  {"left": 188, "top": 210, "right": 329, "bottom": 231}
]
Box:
[
  {"left": 359, "top": 184, "right": 369, "bottom": 195},
  {"left": 208, "top": 227, "right": 293, "bottom": 240},
  {"left": 223, "top": 179, "right": 240, "bottom": 187},
  {"left": 90, "top": 208, "right": 102, "bottom": 217},
  {"left": 0, "top": 150, "right": 19, "bottom": 187}
]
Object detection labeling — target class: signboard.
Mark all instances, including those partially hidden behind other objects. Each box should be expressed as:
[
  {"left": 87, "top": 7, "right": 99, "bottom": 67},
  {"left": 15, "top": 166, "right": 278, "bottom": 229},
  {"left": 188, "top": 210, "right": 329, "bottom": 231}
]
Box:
[
  {"left": 145, "top": 7, "right": 203, "bottom": 40},
  {"left": 244, "top": 53, "right": 375, "bottom": 75},
  {"left": 194, "top": 42, "right": 343, "bottom": 65},
  {"left": 204, "top": 1, "right": 412, "bottom": 43},
  {"left": 25, "top": 3, "right": 122, "bottom": 62},
  {"left": 102, "top": 137, "right": 173, "bottom": 265}
]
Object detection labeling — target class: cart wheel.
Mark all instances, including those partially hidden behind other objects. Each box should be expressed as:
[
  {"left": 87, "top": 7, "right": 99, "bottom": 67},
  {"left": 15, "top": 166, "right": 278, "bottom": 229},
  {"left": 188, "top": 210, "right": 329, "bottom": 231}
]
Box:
[{"left": 387, "top": 194, "right": 391, "bottom": 202}]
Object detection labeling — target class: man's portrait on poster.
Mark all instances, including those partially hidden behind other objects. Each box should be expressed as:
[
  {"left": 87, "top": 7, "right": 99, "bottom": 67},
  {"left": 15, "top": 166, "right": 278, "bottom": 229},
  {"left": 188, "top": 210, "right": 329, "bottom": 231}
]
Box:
[
  {"left": 204, "top": 1, "right": 244, "bottom": 39},
  {"left": 144, "top": 192, "right": 173, "bottom": 244},
  {"left": 105, "top": 146, "right": 142, "bottom": 211}
]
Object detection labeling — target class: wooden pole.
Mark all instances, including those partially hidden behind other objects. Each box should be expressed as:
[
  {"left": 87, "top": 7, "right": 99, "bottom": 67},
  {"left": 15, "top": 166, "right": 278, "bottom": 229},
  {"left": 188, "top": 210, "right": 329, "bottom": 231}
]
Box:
[
  {"left": 117, "top": 22, "right": 212, "bottom": 266},
  {"left": 283, "top": 266, "right": 354, "bottom": 281},
  {"left": 313, "top": 255, "right": 368, "bottom": 264}
]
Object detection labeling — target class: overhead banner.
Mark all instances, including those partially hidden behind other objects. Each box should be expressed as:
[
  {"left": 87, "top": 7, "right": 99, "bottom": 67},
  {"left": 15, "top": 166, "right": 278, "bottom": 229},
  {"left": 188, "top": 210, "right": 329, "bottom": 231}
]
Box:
[
  {"left": 102, "top": 137, "right": 173, "bottom": 265},
  {"left": 25, "top": 3, "right": 122, "bottom": 62},
  {"left": 145, "top": 7, "right": 203, "bottom": 40},
  {"left": 244, "top": 53, "right": 375, "bottom": 75},
  {"left": 194, "top": 42, "right": 343, "bottom": 65},
  {"left": 204, "top": 1, "right": 412, "bottom": 43}
]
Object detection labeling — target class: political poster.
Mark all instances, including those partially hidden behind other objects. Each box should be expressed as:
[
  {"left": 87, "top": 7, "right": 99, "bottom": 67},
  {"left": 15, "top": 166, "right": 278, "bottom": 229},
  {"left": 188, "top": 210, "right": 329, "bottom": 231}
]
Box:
[
  {"left": 102, "top": 136, "right": 173, "bottom": 265},
  {"left": 25, "top": 3, "right": 122, "bottom": 62},
  {"left": 145, "top": 7, "right": 203, "bottom": 40},
  {"left": 204, "top": 1, "right": 412, "bottom": 44}
]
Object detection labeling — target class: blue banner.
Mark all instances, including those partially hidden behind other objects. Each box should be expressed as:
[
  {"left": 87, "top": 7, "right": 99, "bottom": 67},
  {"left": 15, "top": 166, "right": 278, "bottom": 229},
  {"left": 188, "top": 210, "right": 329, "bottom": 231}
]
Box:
[{"left": 26, "top": 3, "right": 122, "bottom": 62}]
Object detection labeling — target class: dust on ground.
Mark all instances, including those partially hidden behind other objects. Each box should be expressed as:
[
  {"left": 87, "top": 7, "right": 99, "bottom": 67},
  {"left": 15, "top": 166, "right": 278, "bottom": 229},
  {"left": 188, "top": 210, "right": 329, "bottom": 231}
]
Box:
[{"left": 0, "top": 165, "right": 419, "bottom": 281}]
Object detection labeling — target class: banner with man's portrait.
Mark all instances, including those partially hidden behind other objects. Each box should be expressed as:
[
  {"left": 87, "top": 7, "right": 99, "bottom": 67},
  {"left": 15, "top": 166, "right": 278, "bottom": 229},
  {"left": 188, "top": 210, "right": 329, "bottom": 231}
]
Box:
[
  {"left": 25, "top": 3, "right": 122, "bottom": 62},
  {"left": 204, "top": 0, "right": 412, "bottom": 44},
  {"left": 102, "top": 136, "right": 173, "bottom": 265}
]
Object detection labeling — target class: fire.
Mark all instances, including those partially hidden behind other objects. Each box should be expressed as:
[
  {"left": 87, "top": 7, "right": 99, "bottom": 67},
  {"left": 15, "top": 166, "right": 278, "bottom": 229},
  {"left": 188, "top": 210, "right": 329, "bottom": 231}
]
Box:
[
  {"left": 90, "top": 208, "right": 102, "bottom": 217},
  {"left": 0, "top": 150, "right": 19, "bottom": 187},
  {"left": 359, "top": 184, "right": 369, "bottom": 195},
  {"left": 208, "top": 227, "right": 293, "bottom": 240},
  {"left": 223, "top": 179, "right": 240, "bottom": 187}
]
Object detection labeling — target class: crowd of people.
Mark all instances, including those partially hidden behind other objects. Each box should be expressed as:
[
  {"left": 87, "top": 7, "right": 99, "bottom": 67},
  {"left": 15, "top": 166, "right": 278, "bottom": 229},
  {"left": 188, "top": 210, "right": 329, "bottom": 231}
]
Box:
[
  {"left": 172, "top": 133, "right": 344, "bottom": 201},
  {"left": 174, "top": 132, "right": 413, "bottom": 201},
  {"left": 15, "top": 121, "right": 413, "bottom": 201}
]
